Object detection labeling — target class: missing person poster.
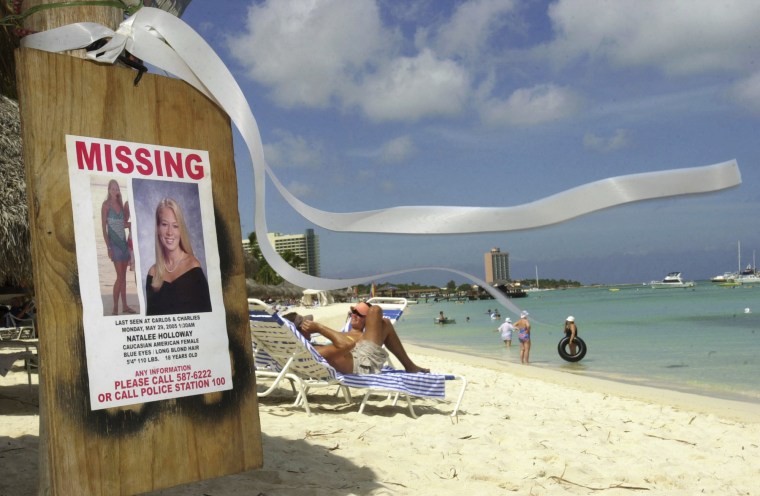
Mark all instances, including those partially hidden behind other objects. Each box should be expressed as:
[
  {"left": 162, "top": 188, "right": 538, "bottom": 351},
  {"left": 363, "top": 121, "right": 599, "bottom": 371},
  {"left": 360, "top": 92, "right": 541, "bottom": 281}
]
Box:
[{"left": 66, "top": 135, "right": 232, "bottom": 410}]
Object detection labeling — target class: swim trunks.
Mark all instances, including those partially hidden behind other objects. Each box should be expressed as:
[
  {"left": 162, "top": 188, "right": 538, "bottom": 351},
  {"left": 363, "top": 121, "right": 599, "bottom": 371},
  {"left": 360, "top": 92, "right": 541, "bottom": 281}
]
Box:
[{"left": 351, "top": 340, "right": 388, "bottom": 374}]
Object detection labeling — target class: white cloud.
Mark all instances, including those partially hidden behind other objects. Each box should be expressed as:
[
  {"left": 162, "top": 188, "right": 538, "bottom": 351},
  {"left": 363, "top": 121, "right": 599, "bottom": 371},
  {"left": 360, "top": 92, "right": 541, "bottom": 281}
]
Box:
[
  {"left": 434, "top": 0, "right": 518, "bottom": 60},
  {"left": 352, "top": 49, "right": 470, "bottom": 122},
  {"left": 547, "top": 0, "right": 760, "bottom": 75},
  {"left": 727, "top": 71, "right": 760, "bottom": 115},
  {"left": 226, "top": 0, "right": 392, "bottom": 107},
  {"left": 380, "top": 136, "right": 415, "bottom": 164},
  {"left": 480, "top": 83, "right": 583, "bottom": 126},
  {"left": 583, "top": 129, "right": 631, "bottom": 152},
  {"left": 263, "top": 130, "right": 324, "bottom": 168},
  {"left": 284, "top": 180, "right": 314, "bottom": 197},
  {"left": 226, "top": 0, "right": 475, "bottom": 122}
]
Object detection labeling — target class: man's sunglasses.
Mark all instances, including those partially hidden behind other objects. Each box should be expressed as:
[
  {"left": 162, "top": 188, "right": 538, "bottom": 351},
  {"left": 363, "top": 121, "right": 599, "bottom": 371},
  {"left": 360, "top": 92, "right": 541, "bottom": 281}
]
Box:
[{"left": 350, "top": 308, "right": 366, "bottom": 318}]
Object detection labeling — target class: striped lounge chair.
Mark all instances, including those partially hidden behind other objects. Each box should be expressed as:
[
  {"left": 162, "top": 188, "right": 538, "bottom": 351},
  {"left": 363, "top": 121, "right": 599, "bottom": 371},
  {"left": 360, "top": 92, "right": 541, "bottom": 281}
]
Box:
[{"left": 249, "top": 308, "right": 467, "bottom": 418}]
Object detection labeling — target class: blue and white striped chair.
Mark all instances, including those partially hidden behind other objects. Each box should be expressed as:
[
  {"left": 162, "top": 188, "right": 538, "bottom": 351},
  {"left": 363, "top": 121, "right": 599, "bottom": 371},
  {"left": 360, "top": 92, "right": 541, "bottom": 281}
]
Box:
[{"left": 249, "top": 308, "right": 467, "bottom": 417}]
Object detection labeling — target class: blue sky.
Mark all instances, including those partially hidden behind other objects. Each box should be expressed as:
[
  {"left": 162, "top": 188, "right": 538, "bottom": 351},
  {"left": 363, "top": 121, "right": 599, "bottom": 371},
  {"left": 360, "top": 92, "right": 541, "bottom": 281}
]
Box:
[{"left": 179, "top": 0, "right": 760, "bottom": 286}]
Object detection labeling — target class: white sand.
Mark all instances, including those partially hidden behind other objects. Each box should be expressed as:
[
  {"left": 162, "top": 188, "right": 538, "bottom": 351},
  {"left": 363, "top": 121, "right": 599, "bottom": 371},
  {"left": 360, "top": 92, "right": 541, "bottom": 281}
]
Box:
[{"left": 2, "top": 303, "right": 759, "bottom": 495}]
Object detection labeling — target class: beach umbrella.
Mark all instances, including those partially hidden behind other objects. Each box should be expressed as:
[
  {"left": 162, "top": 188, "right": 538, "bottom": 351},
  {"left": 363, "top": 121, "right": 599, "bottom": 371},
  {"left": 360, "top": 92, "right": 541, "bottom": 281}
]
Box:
[
  {"left": 278, "top": 280, "right": 305, "bottom": 298},
  {"left": 245, "top": 279, "right": 268, "bottom": 298},
  {"left": 246, "top": 279, "right": 286, "bottom": 299},
  {"left": 0, "top": 95, "right": 33, "bottom": 288}
]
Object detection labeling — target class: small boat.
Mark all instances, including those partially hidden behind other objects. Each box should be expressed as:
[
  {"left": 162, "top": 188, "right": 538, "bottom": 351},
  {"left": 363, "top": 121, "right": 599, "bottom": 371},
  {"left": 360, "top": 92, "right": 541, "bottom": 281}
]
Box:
[
  {"left": 715, "top": 241, "right": 759, "bottom": 285},
  {"left": 650, "top": 272, "right": 696, "bottom": 289},
  {"left": 710, "top": 272, "right": 737, "bottom": 283},
  {"left": 736, "top": 264, "right": 760, "bottom": 284},
  {"left": 434, "top": 317, "right": 456, "bottom": 325},
  {"left": 718, "top": 280, "right": 741, "bottom": 287}
]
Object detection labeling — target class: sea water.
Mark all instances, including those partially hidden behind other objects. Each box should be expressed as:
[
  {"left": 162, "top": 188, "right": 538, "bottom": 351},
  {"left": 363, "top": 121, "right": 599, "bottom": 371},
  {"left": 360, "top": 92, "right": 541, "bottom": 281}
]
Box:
[{"left": 395, "top": 284, "right": 760, "bottom": 403}]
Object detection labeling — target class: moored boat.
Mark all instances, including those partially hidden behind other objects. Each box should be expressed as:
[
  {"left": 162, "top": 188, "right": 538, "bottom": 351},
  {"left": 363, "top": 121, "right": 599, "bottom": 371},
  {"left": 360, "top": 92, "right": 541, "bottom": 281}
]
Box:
[
  {"left": 650, "top": 272, "right": 696, "bottom": 289},
  {"left": 718, "top": 280, "right": 741, "bottom": 287},
  {"left": 710, "top": 272, "right": 737, "bottom": 283},
  {"left": 716, "top": 241, "right": 759, "bottom": 285},
  {"left": 736, "top": 264, "right": 760, "bottom": 285}
]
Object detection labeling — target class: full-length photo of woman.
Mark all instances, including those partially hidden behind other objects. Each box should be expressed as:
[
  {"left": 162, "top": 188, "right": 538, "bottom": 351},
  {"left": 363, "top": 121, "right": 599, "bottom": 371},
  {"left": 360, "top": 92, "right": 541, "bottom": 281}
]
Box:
[{"left": 101, "top": 179, "right": 136, "bottom": 315}]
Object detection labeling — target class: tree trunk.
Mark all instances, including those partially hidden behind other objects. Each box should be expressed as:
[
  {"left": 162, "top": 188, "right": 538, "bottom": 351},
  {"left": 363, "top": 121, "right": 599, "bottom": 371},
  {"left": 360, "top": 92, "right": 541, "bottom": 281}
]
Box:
[
  {"left": 23, "top": 0, "right": 122, "bottom": 58},
  {"left": 23, "top": 0, "right": 122, "bottom": 31},
  {"left": 19, "top": 4, "right": 121, "bottom": 495}
]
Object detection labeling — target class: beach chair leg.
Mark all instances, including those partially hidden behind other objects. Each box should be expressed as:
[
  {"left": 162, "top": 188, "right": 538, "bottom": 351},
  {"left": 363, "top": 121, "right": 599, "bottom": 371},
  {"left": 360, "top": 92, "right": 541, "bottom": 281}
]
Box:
[
  {"left": 404, "top": 394, "right": 418, "bottom": 419},
  {"left": 450, "top": 375, "right": 468, "bottom": 417},
  {"left": 358, "top": 391, "right": 371, "bottom": 414},
  {"left": 295, "top": 383, "right": 313, "bottom": 415},
  {"left": 255, "top": 357, "right": 296, "bottom": 397},
  {"left": 287, "top": 378, "right": 297, "bottom": 395},
  {"left": 339, "top": 385, "right": 352, "bottom": 405},
  {"left": 358, "top": 390, "right": 418, "bottom": 418},
  {"left": 25, "top": 356, "right": 32, "bottom": 388}
]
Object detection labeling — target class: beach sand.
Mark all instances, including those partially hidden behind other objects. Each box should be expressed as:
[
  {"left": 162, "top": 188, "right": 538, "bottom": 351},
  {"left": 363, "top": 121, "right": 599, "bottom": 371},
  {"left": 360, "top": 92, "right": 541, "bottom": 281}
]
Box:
[{"left": 2, "top": 302, "right": 759, "bottom": 495}]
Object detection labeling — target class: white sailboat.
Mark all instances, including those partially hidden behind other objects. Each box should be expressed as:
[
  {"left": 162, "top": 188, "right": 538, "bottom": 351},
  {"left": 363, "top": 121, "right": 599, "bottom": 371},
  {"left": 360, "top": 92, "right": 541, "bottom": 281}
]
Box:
[
  {"left": 737, "top": 245, "right": 760, "bottom": 284},
  {"left": 526, "top": 265, "right": 551, "bottom": 292},
  {"left": 711, "top": 241, "right": 743, "bottom": 283},
  {"left": 716, "top": 241, "right": 760, "bottom": 285}
]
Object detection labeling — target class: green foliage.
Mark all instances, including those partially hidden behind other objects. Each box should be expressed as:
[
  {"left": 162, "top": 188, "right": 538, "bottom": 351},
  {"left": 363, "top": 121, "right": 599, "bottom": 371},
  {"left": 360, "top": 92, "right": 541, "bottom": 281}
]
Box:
[
  {"left": 515, "top": 278, "right": 582, "bottom": 289},
  {"left": 359, "top": 278, "right": 582, "bottom": 294},
  {"left": 245, "top": 232, "right": 305, "bottom": 285}
]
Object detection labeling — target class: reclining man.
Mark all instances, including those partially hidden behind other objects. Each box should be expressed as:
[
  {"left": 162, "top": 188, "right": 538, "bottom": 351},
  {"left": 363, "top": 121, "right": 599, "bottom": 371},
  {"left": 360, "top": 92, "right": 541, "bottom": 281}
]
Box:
[{"left": 299, "top": 301, "right": 429, "bottom": 375}]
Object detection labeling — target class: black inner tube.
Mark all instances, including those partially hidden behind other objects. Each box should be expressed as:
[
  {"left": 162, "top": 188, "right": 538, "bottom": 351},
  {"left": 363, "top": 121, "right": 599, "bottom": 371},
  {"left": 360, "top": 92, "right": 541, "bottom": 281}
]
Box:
[{"left": 558, "top": 336, "right": 587, "bottom": 362}]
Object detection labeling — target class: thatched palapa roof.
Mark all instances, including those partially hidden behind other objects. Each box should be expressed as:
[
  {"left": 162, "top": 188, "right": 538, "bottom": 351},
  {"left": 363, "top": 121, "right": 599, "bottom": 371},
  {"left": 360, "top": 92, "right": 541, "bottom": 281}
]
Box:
[{"left": 0, "top": 94, "right": 32, "bottom": 288}]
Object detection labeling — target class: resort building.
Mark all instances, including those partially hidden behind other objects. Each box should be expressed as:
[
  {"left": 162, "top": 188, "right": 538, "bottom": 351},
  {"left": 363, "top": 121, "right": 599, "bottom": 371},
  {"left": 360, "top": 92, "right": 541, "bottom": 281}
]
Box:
[
  {"left": 243, "top": 228, "right": 321, "bottom": 276},
  {"left": 484, "top": 247, "right": 510, "bottom": 284}
]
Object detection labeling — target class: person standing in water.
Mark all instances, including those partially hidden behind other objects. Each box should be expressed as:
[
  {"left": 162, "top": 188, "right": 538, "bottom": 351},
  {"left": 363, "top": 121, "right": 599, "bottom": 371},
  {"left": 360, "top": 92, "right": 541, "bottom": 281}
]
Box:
[
  {"left": 497, "top": 317, "right": 515, "bottom": 348},
  {"left": 515, "top": 310, "right": 531, "bottom": 364},
  {"left": 564, "top": 316, "right": 578, "bottom": 356}
]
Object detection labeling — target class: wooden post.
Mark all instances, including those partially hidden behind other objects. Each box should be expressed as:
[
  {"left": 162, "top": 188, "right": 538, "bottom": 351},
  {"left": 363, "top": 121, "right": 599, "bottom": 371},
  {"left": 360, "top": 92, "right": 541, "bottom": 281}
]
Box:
[
  {"left": 23, "top": 0, "right": 122, "bottom": 33},
  {"left": 16, "top": 4, "right": 263, "bottom": 495}
]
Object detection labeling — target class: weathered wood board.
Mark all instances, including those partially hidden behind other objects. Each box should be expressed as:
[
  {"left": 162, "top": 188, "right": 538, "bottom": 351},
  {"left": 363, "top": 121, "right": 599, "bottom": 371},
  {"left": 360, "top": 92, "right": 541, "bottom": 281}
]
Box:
[{"left": 16, "top": 47, "right": 262, "bottom": 495}]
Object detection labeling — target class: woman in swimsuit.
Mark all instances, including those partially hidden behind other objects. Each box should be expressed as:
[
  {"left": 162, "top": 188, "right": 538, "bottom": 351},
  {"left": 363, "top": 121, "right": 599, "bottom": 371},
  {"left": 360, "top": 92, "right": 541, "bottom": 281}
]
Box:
[
  {"left": 515, "top": 310, "right": 531, "bottom": 364},
  {"left": 101, "top": 179, "right": 135, "bottom": 315},
  {"left": 564, "top": 316, "right": 578, "bottom": 356},
  {"left": 145, "top": 198, "right": 211, "bottom": 316}
]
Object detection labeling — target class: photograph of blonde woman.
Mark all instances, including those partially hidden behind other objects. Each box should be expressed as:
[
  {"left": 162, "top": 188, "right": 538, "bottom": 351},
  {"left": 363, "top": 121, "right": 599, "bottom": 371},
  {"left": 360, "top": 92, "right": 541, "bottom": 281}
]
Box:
[
  {"left": 132, "top": 179, "right": 212, "bottom": 316},
  {"left": 94, "top": 177, "right": 140, "bottom": 316}
]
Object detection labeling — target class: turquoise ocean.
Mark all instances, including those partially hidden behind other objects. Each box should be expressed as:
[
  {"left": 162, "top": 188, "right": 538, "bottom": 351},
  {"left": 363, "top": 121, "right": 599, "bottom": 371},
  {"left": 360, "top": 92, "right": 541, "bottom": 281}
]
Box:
[{"left": 395, "top": 283, "right": 760, "bottom": 404}]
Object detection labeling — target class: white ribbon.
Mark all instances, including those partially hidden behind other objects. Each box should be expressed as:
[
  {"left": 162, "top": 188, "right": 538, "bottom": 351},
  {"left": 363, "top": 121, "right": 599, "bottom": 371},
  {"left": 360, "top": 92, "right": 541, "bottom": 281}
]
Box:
[{"left": 21, "top": 8, "right": 742, "bottom": 313}]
